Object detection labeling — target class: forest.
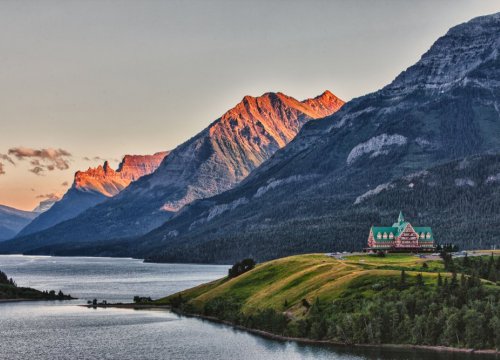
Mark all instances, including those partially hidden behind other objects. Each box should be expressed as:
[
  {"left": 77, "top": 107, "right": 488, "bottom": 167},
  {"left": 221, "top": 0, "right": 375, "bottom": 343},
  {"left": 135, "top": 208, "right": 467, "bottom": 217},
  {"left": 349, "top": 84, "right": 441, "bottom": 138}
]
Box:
[{"left": 147, "top": 155, "right": 500, "bottom": 264}]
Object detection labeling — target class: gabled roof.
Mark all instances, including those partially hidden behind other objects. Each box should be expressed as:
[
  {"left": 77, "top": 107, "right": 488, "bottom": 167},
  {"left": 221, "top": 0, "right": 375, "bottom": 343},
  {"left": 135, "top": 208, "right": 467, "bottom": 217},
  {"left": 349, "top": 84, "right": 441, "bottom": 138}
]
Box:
[
  {"left": 414, "top": 227, "right": 434, "bottom": 240},
  {"left": 371, "top": 226, "right": 397, "bottom": 233},
  {"left": 371, "top": 213, "right": 434, "bottom": 242},
  {"left": 371, "top": 226, "right": 397, "bottom": 242}
]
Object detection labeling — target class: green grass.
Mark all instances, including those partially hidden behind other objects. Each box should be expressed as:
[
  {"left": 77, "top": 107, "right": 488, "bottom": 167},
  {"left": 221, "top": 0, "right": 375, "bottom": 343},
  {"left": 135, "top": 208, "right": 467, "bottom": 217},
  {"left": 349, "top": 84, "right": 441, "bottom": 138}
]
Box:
[
  {"left": 157, "top": 253, "right": 446, "bottom": 315},
  {"left": 346, "top": 254, "right": 420, "bottom": 263},
  {"left": 345, "top": 253, "right": 445, "bottom": 272}
]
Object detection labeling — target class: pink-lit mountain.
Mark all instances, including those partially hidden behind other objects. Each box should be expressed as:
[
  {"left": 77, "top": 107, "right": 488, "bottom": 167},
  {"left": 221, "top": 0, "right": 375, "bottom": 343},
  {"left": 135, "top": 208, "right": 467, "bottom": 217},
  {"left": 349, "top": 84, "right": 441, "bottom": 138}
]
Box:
[
  {"left": 74, "top": 152, "right": 168, "bottom": 197},
  {"left": 17, "top": 152, "right": 168, "bottom": 237},
  {"left": 9, "top": 90, "right": 343, "bottom": 248}
]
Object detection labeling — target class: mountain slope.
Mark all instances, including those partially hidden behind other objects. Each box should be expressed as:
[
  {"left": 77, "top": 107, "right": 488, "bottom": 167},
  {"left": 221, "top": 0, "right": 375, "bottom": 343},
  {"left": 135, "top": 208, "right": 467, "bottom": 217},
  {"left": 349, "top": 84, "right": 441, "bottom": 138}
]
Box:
[
  {"left": 32, "top": 196, "right": 59, "bottom": 213},
  {"left": 17, "top": 152, "right": 168, "bottom": 237},
  {"left": 0, "top": 205, "right": 37, "bottom": 241},
  {"left": 134, "top": 12, "right": 500, "bottom": 263},
  {"left": 4, "top": 91, "right": 343, "bottom": 252},
  {"left": 142, "top": 154, "right": 500, "bottom": 263}
]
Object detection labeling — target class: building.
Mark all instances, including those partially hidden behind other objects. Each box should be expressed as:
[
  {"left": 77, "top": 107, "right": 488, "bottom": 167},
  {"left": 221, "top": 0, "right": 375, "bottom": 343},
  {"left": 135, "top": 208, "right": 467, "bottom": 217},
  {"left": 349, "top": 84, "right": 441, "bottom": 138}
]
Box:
[{"left": 367, "top": 212, "right": 435, "bottom": 252}]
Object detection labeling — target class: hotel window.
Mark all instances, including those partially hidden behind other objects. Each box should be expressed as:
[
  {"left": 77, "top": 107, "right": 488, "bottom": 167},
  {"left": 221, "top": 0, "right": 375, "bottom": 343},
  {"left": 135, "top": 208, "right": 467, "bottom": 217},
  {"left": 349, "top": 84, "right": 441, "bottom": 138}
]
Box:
[
  {"left": 383, "top": 232, "right": 387, "bottom": 239},
  {"left": 377, "top": 233, "right": 381, "bottom": 239},
  {"left": 389, "top": 232, "right": 394, "bottom": 239},
  {"left": 426, "top": 232, "right": 431, "bottom": 239}
]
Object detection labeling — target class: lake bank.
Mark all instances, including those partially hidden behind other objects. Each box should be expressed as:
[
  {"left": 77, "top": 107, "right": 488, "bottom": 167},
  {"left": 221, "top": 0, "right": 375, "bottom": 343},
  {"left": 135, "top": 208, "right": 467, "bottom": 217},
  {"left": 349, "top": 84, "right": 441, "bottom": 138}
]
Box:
[
  {"left": 157, "top": 253, "right": 500, "bottom": 353},
  {"left": 1, "top": 269, "right": 75, "bottom": 302},
  {"left": 94, "top": 301, "right": 500, "bottom": 356},
  {"left": 2, "top": 255, "right": 496, "bottom": 360}
]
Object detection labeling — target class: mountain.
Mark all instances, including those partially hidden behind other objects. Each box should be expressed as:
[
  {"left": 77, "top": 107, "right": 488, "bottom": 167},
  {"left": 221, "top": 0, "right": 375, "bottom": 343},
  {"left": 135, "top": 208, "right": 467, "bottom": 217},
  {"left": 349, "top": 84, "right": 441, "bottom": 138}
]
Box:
[
  {"left": 3, "top": 91, "right": 343, "bottom": 252},
  {"left": 0, "top": 205, "right": 37, "bottom": 241},
  {"left": 129, "top": 12, "right": 500, "bottom": 263},
  {"left": 17, "top": 152, "right": 168, "bottom": 237},
  {"left": 33, "top": 197, "right": 59, "bottom": 213}
]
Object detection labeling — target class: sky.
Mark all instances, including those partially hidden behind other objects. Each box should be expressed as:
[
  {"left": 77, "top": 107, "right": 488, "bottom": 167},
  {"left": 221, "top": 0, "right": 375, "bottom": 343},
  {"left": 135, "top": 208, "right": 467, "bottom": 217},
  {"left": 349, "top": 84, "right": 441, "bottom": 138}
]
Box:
[{"left": 1, "top": 0, "right": 499, "bottom": 211}]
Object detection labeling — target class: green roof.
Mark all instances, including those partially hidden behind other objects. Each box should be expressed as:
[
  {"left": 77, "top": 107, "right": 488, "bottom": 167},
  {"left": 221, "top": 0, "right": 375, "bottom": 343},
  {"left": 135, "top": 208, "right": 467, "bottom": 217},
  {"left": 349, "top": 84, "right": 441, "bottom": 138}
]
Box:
[
  {"left": 371, "top": 212, "right": 434, "bottom": 242},
  {"left": 414, "top": 227, "right": 434, "bottom": 240},
  {"left": 371, "top": 226, "right": 398, "bottom": 242}
]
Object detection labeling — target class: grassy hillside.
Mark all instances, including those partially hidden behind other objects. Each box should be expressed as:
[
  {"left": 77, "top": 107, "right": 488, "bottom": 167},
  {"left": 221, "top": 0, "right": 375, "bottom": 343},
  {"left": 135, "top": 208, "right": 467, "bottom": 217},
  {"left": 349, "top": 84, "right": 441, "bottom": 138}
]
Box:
[
  {"left": 158, "top": 254, "right": 443, "bottom": 313},
  {"left": 157, "top": 253, "right": 500, "bottom": 350}
]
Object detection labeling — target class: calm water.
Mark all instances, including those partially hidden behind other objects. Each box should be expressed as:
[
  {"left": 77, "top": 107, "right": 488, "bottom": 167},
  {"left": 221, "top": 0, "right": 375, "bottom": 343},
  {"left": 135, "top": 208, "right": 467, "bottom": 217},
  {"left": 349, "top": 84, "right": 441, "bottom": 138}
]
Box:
[{"left": 0, "top": 256, "right": 492, "bottom": 360}]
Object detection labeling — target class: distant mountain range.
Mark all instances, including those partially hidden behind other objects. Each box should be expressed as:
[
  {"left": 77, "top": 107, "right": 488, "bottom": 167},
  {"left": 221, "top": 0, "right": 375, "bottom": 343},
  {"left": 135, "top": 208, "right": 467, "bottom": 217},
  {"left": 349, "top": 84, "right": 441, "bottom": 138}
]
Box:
[
  {"left": 3, "top": 13, "right": 500, "bottom": 261},
  {"left": 127, "top": 12, "right": 500, "bottom": 263},
  {"left": 3, "top": 90, "right": 343, "bottom": 253},
  {"left": 0, "top": 205, "right": 37, "bottom": 242},
  {"left": 17, "top": 152, "right": 168, "bottom": 237}
]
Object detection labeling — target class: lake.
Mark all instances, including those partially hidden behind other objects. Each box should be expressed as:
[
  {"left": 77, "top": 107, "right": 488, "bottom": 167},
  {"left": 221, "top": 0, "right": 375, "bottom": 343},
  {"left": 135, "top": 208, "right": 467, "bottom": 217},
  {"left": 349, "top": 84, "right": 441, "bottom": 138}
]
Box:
[{"left": 0, "top": 255, "right": 489, "bottom": 360}]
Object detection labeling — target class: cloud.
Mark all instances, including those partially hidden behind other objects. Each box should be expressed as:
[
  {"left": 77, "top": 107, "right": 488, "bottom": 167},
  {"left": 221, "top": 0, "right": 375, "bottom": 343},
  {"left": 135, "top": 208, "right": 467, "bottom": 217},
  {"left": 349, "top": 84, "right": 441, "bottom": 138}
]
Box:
[
  {"left": 0, "top": 154, "right": 15, "bottom": 175},
  {"left": 30, "top": 166, "right": 44, "bottom": 175},
  {"left": 0, "top": 154, "right": 15, "bottom": 165},
  {"left": 36, "top": 193, "right": 60, "bottom": 200},
  {"left": 8, "top": 147, "right": 72, "bottom": 175},
  {"left": 83, "top": 156, "right": 106, "bottom": 162}
]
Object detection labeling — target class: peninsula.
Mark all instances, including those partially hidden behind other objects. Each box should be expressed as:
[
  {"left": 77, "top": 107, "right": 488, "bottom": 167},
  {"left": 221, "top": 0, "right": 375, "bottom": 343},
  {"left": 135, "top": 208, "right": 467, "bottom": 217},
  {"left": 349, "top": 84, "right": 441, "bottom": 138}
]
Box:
[
  {"left": 154, "top": 252, "right": 500, "bottom": 352},
  {"left": 0, "top": 270, "right": 74, "bottom": 302}
]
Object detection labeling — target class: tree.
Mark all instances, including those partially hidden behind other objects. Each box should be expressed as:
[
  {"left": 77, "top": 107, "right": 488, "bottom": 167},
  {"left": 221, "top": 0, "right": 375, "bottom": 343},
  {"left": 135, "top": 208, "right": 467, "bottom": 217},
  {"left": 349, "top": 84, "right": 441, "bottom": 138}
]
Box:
[
  {"left": 228, "top": 258, "right": 256, "bottom": 278},
  {"left": 416, "top": 273, "right": 424, "bottom": 287},
  {"left": 437, "top": 273, "right": 443, "bottom": 287},
  {"left": 463, "top": 309, "right": 486, "bottom": 348},
  {"left": 442, "top": 309, "right": 462, "bottom": 346},
  {"left": 400, "top": 270, "right": 407, "bottom": 288}
]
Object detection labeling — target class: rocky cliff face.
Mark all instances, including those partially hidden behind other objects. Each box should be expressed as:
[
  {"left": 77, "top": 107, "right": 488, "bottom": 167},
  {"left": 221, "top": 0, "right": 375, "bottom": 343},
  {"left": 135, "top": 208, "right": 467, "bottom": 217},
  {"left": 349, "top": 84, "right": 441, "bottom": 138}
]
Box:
[
  {"left": 74, "top": 152, "right": 168, "bottom": 197},
  {"left": 16, "top": 152, "right": 168, "bottom": 237},
  {"left": 150, "top": 90, "right": 344, "bottom": 212},
  {"left": 132, "top": 12, "right": 500, "bottom": 263},
  {"left": 5, "top": 91, "right": 343, "bottom": 251},
  {"left": 385, "top": 13, "right": 500, "bottom": 94}
]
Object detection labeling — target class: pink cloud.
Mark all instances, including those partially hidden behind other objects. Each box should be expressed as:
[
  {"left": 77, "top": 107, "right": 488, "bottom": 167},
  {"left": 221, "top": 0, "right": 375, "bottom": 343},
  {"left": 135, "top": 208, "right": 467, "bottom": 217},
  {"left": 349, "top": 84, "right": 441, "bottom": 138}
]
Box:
[{"left": 8, "top": 147, "right": 72, "bottom": 175}]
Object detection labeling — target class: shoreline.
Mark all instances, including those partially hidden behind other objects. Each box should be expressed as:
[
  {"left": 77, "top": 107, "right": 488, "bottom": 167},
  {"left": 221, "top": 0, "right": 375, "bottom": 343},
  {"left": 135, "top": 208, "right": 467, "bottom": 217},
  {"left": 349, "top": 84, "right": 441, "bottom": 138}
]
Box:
[
  {"left": 0, "top": 297, "right": 75, "bottom": 303},
  {"left": 91, "top": 303, "right": 499, "bottom": 355},
  {"left": 78, "top": 303, "right": 171, "bottom": 310}
]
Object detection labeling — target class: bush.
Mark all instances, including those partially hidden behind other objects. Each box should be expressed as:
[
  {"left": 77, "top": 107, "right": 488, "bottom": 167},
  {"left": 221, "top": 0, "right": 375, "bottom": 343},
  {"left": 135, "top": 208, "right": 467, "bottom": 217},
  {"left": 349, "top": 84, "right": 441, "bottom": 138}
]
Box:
[
  {"left": 133, "top": 296, "right": 152, "bottom": 304},
  {"left": 228, "top": 258, "right": 256, "bottom": 278}
]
